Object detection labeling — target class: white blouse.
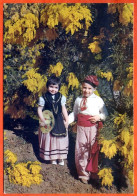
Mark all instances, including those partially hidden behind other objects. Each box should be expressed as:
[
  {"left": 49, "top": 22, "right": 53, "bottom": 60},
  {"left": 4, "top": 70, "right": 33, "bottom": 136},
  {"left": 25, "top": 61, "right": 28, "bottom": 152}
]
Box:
[
  {"left": 38, "top": 95, "right": 66, "bottom": 107},
  {"left": 69, "top": 93, "right": 108, "bottom": 124}
]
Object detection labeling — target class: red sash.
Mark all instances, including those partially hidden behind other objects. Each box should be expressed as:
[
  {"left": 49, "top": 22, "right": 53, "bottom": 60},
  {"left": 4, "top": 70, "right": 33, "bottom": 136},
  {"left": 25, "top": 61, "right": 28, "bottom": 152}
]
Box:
[
  {"left": 86, "top": 140, "right": 100, "bottom": 174},
  {"left": 77, "top": 113, "right": 96, "bottom": 127},
  {"left": 86, "top": 121, "right": 103, "bottom": 176}
]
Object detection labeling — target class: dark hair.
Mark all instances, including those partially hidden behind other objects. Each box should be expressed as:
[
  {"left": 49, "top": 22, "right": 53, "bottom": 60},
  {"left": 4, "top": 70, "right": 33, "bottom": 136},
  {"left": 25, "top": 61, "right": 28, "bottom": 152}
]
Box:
[
  {"left": 83, "top": 80, "right": 96, "bottom": 88},
  {"left": 46, "top": 74, "right": 61, "bottom": 89}
]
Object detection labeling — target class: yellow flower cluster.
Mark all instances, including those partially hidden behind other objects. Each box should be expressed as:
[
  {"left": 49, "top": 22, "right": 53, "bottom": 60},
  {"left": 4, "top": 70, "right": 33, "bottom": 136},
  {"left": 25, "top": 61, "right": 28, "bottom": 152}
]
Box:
[
  {"left": 60, "top": 84, "right": 68, "bottom": 97},
  {"left": 7, "top": 162, "right": 43, "bottom": 187},
  {"left": 4, "top": 150, "right": 17, "bottom": 165},
  {"left": 40, "top": 3, "right": 93, "bottom": 35},
  {"left": 4, "top": 12, "right": 39, "bottom": 45},
  {"left": 5, "top": 54, "right": 11, "bottom": 59},
  {"left": 120, "top": 128, "right": 130, "bottom": 145},
  {"left": 100, "top": 139, "right": 117, "bottom": 159},
  {"left": 100, "top": 71, "right": 113, "bottom": 81},
  {"left": 108, "top": 3, "right": 133, "bottom": 26},
  {"left": 119, "top": 4, "right": 133, "bottom": 26},
  {"left": 114, "top": 113, "right": 127, "bottom": 126},
  {"left": 130, "top": 125, "right": 134, "bottom": 133},
  {"left": 29, "top": 162, "right": 42, "bottom": 175},
  {"left": 98, "top": 168, "right": 114, "bottom": 187},
  {"left": 126, "top": 63, "right": 133, "bottom": 79},
  {"left": 48, "top": 62, "right": 63, "bottom": 77},
  {"left": 127, "top": 150, "right": 133, "bottom": 166},
  {"left": 4, "top": 150, "right": 43, "bottom": 187},
  {"left": 22, "top": 68, "right": 47, "bottom": 95},
  {"left": 128, "top": 170, "right": 134, "bottom": 185},
  {"left": 116, "top": 124, "right": 133, "bottom": 185},
  {"left": 120, "top": 144, "right": 128, "bottom": 157},
  {"left": 129, "top": 135, "right": 134, "bottom": 151},
  {"left": 119, "top": 128, "right": 133, "bottom": 166},
  {"left": 123, "top": 63, "right": 133, "bottom": 96},
  {"left": 67, "top": 72, "right": 79, "bottom": 90},
  {"left": 122, "top": 147, "right": 133, "bottom": 166},
  {"left": 4, "top": 75, "right": 7, "bottom": 80},
  {"left": 20, "top": 4, "right": 40, "bottom": 18},
  {"left": 4, "top": 132, "right": 7, "bottom": 140},
  {"left": 5, "top": 65, "right": 11, "bottom": 69},
  {"left": 4, "top": 94, "right": 15, "bottom": 112},
  {"left": 88, "top": 41, "right": 101, "bottom": 54}
]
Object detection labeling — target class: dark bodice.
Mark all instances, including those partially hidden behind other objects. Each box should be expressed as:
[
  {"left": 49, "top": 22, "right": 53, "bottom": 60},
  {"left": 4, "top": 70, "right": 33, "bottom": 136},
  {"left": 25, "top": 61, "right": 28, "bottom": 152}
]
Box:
[
  {"left": 43, "top": 92, "right": 67, "bottom": 137},
  {"left": 43, "top": 92, "right": 62, "bottom": 116}
]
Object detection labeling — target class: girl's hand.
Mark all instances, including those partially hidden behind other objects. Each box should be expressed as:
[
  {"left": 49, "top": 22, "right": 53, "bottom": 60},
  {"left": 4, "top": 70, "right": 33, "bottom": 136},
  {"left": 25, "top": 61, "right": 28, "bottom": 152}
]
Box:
[
  {"left": 89, "top": 115, "right": 101, "bottom": 123},
  {"left": 40, "top": 121, "right": 46, "bottom": 127}
]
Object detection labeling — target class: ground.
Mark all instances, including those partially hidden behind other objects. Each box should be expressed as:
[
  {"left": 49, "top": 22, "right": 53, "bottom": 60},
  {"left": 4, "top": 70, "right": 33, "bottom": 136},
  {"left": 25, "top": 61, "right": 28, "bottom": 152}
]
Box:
[{"left": 4, "top": 119, "right": 133, "bottom": 194}]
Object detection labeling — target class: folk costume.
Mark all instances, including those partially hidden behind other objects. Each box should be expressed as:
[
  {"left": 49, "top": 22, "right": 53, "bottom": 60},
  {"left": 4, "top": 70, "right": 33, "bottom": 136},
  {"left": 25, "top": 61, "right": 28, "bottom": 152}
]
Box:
[
  {"left": 69, "top": 76, "right": 108, "bottom": 181},
  {"left": 38, "top": 92, "right": 68, "bottom": 161}
]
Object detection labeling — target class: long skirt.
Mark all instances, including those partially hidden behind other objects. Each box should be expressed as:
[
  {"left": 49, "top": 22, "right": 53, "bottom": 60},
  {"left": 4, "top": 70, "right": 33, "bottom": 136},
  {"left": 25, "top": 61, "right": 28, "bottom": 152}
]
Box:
[
  {"left": 75, "top": 125, "right": 97, "bottom": 180},
  {"left": 38, "top": 128, "right": 68, "bottom": 160}
]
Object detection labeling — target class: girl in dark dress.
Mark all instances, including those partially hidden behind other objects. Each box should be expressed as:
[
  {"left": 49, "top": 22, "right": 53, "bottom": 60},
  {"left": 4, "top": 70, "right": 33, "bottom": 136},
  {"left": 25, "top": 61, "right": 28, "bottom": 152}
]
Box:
[{"left": 38, "top": 75, "right": 69, "bottom": 166}]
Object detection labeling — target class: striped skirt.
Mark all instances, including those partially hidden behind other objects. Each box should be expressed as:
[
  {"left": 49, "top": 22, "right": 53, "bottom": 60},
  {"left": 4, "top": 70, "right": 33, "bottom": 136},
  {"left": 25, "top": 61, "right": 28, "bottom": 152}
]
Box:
[{"left": 38, "top": 128, "right": 68, "bottom": 160}]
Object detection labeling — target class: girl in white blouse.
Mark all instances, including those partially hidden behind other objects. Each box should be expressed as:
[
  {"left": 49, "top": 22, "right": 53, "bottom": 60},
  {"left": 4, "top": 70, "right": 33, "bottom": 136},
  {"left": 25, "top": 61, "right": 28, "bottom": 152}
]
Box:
[
  {"left": 69, "top": 75, "right": 108, "bottom": 184},
  {"left": 38, "top": 74, "right": 69, "bottom": 166}
]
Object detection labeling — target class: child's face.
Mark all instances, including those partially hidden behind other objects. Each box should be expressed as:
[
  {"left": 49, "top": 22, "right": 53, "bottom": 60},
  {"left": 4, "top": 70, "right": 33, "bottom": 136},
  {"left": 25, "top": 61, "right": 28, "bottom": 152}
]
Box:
[
  {"left": 48, "top": 84, "right": 59, "bottom": 95},
  {"left": 82, "top": 82, "right": 95, "bottom": 97}
]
